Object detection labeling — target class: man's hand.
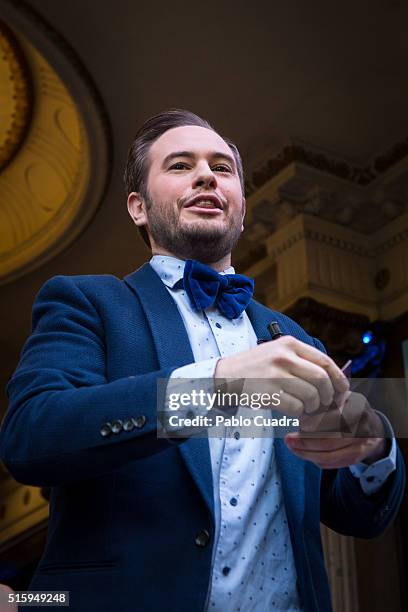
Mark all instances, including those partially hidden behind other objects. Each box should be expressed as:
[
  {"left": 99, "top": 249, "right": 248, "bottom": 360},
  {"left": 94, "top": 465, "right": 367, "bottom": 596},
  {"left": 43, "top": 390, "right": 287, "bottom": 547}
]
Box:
[
  {"left": 214, "top": 335, "right": 349, "bottom": 416},
  {"left": 284, "top": 392, "right": 388, "bottom": 468}
]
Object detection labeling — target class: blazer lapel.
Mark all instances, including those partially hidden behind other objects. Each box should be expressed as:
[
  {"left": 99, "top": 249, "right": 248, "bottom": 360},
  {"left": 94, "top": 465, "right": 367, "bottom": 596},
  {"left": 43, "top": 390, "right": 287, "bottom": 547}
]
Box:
[
  {"left": 246, "top": 299, "right": 306, "bottom": 526},
  {"left": 124, "top": 264, "right": 215, "bottom": 518},
  {"left": 124, "top": 263, "right": 195, "bottom": 369}
]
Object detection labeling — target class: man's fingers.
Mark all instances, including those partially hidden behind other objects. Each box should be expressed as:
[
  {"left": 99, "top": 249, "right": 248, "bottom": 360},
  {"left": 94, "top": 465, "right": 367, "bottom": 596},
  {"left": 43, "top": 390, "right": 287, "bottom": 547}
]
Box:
[
  {"left": 286, "top": 432, "right": 351, "bottom": 450},
  {"left": 340, "top": 393, "right": 385, "bottom": 438},
  {"left": 291, "top": 338, "right": 349, "bottom": 396},
  {"left": 272, "top": 336, "right": 349, "bottom": 409},
  {"left": 288, "top": 360, "right": 335, "bottom": 410},
  {"left": 299, "top": 408, "right": 342, "bottom": 433},
  {"left": 279, "top": 378, "right": 322, "bottom": 414},
  {"left": 277, "top": 389, "right": 304, "bottom": 417},
  {"left": 285, "top": 433, "right": 367, "bottom": 468},
  {"left": 240, "top": 377, "right": 304, "bottom": 416}
]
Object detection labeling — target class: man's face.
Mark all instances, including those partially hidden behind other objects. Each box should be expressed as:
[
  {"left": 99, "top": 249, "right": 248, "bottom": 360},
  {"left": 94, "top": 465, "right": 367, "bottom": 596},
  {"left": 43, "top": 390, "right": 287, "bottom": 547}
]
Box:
[{"left": 131, "top": 125, "right": 245, "bottom": 264}]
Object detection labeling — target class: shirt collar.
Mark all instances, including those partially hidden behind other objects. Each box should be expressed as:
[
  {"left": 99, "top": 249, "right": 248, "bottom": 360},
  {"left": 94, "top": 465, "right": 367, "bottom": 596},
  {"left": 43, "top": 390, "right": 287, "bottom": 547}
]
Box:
[{"left": 150, "top": 255, "right": 235, "bottom": 289}]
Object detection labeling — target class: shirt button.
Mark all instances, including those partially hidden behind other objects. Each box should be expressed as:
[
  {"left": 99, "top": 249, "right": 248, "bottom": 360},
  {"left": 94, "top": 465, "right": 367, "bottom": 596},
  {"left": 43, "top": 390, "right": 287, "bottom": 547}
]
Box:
[
  {"left": 222, "top": 566, "right": 231, "bottom": 576},
  {"left": 230, "top": 497, "right": 238, "bottom": 506},
  {"left": 215, "top": 322, "right": 222, "bottom": 328},
  {"left": 366, "top": 476, "right": 375, "bottom": 483},
  {"left": 234, "top": 431, "right": 240, "bottom": 440}
]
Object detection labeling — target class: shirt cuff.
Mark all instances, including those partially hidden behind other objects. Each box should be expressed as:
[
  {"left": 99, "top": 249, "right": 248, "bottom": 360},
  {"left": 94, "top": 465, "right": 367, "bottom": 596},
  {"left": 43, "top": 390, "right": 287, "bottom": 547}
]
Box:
[
  {"left": 161, "top": 359, "right": 220, "bottom": 433},
  {"left": 349, "top": 411, "right": 397, "bottom": 495}
]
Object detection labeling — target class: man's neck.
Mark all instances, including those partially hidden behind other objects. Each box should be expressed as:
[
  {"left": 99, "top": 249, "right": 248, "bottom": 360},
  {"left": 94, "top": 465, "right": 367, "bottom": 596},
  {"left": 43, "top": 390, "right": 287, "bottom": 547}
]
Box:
[{"left": 150, "top": 247, "right": 231, "bottom": 272}]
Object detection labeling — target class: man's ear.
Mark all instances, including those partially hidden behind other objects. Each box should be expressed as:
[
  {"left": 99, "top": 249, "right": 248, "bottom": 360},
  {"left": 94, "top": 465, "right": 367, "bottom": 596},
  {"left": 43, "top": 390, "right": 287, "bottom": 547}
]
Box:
[{"left": 127, "top": 192, "right": 147, "bottom": 227}]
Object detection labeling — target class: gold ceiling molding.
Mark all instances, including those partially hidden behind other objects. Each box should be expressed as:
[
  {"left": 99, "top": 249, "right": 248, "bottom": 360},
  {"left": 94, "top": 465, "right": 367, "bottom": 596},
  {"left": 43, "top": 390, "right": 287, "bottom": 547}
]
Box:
[
  {"left": 0, "top": 19, "right": 32, "bottom": 171},
  {"left": 0, "top": 0, "right": 111, "bottom": 285}
]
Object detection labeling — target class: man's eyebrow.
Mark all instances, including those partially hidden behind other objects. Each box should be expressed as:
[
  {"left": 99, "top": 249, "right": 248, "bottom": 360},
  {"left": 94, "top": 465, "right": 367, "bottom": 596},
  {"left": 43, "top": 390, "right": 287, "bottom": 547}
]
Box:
[{"left": 162, "top": 151, "right": 236, "bottom": 169}]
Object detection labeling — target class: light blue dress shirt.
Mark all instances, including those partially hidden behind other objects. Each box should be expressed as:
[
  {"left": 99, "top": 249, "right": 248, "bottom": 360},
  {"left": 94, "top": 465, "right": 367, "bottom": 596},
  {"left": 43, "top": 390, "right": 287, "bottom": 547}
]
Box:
[{"left": 150, "top": 255, "right": 396, "bottom": 612}]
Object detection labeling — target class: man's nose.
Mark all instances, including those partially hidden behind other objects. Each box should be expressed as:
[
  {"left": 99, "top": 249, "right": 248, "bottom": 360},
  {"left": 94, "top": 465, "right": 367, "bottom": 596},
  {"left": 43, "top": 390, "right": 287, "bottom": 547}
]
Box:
[{"left": 192, "top": 164, "right": 217, "bottom": 189}]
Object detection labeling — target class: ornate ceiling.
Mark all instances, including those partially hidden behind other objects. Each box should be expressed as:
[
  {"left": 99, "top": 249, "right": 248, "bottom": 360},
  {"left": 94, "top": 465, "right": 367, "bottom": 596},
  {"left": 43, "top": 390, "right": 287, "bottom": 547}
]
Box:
[
  {"left": 0, "top": 21, "right": 31, "bottom": 172},
  {"left": 0, "top": 4, "right": 110, "bottom": 285}
]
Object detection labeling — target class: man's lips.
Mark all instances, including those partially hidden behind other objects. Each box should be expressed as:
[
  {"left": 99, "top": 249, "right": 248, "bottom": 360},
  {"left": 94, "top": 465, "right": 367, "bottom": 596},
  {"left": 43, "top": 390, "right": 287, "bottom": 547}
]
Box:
[
  {"left": 184, "top": 204, "right": 223, "bottom": 215},
  {"left": 184, "top": 194, "right": 223, "bottom": 211}
]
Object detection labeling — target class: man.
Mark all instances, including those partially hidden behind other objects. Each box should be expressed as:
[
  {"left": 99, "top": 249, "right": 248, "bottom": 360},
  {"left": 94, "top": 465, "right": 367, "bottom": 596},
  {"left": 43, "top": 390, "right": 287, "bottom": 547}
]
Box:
[{"left": 0, "top": 109, "right": 405, "bottom": 612}]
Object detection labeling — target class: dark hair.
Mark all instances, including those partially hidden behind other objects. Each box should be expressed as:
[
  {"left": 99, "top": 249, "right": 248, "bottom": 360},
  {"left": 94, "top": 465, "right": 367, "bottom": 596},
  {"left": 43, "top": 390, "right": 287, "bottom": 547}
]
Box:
[{"left": 124, "top": 108, "right": 245, "bottom": 247}]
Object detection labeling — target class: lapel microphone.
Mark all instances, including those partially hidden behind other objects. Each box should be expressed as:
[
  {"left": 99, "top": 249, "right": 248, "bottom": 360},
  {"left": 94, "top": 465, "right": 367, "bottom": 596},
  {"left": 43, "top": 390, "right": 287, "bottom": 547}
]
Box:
[
  {"left": 257, "top": 321, "right": 284, "bottom": 344},
  {"left": 268, "top": 321, "right": 284, "bottom": 340}
]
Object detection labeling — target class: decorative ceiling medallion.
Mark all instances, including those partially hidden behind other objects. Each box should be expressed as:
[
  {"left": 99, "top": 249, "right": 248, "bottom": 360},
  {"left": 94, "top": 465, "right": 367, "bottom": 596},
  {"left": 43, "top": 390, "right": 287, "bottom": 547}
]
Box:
[
  {"left": 0, "top": 1, "right": 111, "bottom": 285},
  {"left": 0, "top": 19, "right": 32, "bottom": 171}
]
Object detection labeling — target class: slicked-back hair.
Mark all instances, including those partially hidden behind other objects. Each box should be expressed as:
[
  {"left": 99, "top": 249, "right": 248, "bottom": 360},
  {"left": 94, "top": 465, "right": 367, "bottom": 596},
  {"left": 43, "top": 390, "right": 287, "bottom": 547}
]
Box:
[{"left": 124, "top": 109, "right": 245, "bottom": 247}]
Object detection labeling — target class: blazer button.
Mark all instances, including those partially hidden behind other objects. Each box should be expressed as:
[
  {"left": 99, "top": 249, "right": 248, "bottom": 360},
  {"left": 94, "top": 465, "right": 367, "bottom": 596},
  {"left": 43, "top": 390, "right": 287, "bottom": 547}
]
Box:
[
  {"left": 100, "top": 422, "right": 112, "bottom": 437},
  {"left": 111, "top": 419, "right": 123, "bottom": 434},
  {"left": 195, "top": 529, "right": 210, "bottom": 547},
  {"left": 123, "top": 419, "right": 135, "bottom": 432},
  {"left": 132, "top": 415, "right": 146, "bottom": 429}
]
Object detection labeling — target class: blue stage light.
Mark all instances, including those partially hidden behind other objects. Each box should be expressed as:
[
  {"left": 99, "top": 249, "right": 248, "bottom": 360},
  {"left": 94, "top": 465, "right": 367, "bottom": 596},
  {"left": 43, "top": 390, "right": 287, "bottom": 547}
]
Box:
[{"left": 362, "top": 330, "right": 373, "bottom": 344}]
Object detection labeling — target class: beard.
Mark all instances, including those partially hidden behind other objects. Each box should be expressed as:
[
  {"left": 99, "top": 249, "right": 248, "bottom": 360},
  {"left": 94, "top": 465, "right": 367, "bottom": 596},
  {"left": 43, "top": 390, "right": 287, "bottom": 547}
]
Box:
[{"left": 143, "top": 190, "right": 243, "bottom": 264}]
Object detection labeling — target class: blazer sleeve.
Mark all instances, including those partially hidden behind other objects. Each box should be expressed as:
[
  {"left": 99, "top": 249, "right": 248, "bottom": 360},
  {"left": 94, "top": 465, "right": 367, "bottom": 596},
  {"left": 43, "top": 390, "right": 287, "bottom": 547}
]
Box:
[
  {"left": 312, "top": 337, "right": 406, "bottom": 537},
  {"left": 0, "top": 275, "right": 179, "bottom": 487},
  {"left": 320, "top": 452, "right": 405, "bottom": 538}
]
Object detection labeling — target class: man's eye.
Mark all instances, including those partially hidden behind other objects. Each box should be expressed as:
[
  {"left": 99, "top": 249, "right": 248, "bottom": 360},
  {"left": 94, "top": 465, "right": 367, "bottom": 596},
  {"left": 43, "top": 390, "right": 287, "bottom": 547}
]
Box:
[
  {"left": 169, "top": 162, "right": 188, "bottom": 170},
  {"left": 213, "top": 165, "right": 232, "bottom": 173},
  {"left": 169, "top": 162, "right": 232, "bottom": 172}
]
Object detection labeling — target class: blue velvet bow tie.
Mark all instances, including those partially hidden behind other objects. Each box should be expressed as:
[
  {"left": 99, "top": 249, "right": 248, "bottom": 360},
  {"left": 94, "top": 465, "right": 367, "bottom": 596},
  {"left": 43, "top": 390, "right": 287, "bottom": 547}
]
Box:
[{"left": 174, "top": 260, "right": 254, "bottom": 319}]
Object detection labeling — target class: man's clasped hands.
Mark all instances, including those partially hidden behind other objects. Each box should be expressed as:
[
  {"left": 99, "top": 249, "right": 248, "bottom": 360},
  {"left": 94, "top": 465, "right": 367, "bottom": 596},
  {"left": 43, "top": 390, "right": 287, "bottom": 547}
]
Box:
[{"left": 214, "top": 336, "right": 387, "bottom": 468}]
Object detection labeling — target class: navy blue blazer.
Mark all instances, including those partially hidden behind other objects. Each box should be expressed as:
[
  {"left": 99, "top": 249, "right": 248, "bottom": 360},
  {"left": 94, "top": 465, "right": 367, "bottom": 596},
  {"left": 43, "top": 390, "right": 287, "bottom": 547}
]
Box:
[{"left": 0, "top": 264, "right": 405, "bottom": 612}]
